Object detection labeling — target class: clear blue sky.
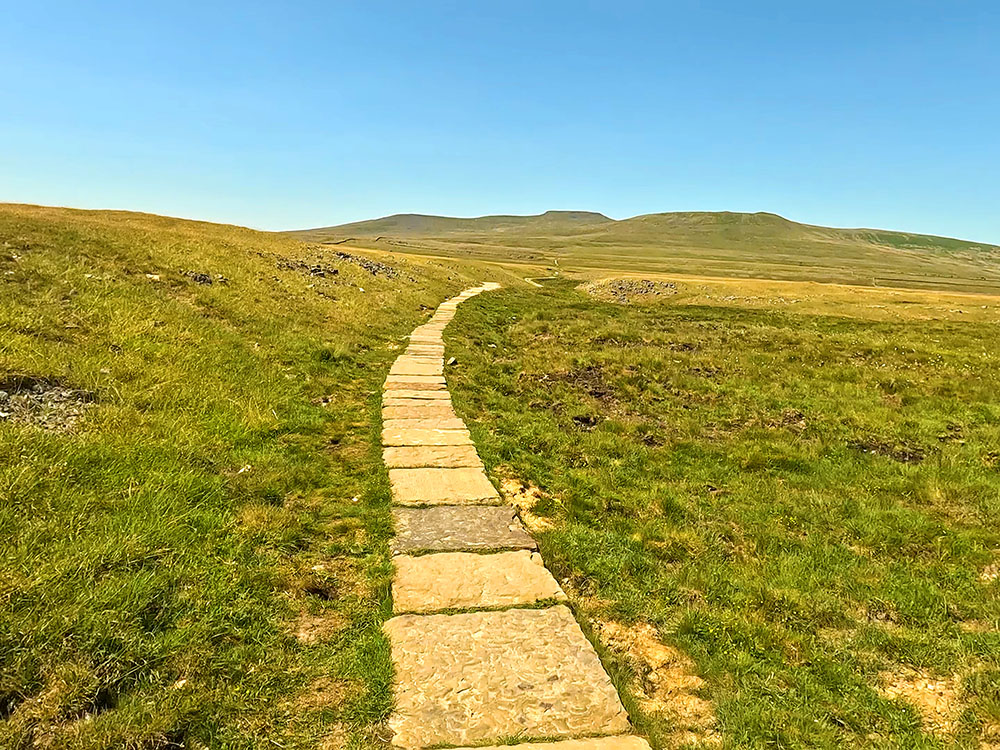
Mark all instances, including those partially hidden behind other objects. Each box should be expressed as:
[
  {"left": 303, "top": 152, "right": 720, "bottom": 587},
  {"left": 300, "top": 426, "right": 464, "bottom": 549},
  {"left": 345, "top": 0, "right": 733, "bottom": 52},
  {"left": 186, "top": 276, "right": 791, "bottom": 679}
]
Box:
[{"left": 3, "top": 2, "right": 998, "bottom": 242}]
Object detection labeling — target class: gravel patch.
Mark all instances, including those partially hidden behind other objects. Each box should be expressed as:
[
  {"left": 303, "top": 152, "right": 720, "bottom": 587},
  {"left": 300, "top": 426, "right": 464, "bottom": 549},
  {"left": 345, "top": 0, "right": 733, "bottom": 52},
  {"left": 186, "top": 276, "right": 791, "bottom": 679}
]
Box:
[{"left": 0, "top": 376, "right": 95, "bottom": 431}]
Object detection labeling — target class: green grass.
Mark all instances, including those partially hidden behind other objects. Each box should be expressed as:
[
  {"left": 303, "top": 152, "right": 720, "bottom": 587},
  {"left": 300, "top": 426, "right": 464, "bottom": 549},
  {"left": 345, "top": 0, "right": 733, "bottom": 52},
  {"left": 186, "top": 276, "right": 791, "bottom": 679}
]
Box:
[
  {"left": 290, "top": 210, "right": 1000, "bottom": 294},
  {"left": 446, "top": 279, "right": 1000, "bottom": 749},
  {"left": 0, "top": 203, "right": 518, "bottom": 749}
]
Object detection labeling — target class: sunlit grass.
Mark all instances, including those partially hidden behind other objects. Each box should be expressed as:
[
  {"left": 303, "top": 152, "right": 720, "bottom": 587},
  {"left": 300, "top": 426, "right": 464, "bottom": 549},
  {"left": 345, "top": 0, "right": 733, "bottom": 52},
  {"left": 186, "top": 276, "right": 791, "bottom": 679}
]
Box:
[
  {"left": 0, "top": 203, "right": 517, "bottom": 749},
  {"left": 448, "top": 280, "right": 1000, "bottom": 749}
]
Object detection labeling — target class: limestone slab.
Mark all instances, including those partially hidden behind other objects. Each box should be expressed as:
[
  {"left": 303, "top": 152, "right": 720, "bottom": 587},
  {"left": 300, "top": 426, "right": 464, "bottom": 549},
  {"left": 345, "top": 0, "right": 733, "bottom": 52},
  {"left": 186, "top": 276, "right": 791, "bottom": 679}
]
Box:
[
  {"left": 454, "top": 738, "right": 651, "bottom": 750},
  {"left": 383, "top": 445, "right": 483, "bottom": 469},
  {"left": 383, "top": 417, "right": 467, "bottom": 432},
  {"left": 385, "top": 606, "right": 631, "bottom": 748},
  {"left": 391, "top": 355, "right": 442, "bottom": 365},
  {"left": 384, "top": 375, "right": 446, "bottom": 388},
  {"left": 390, "top": 360, "right": 443, "bottom": 377},
  {"left": 382, "top": 404, "right": 457, "bottom": 421},
  {"left": 393, "top": 550, "right": 562, "bottom": 612},
  {"left": 389, "top": 467, "right": 499, "bottom": 505},
  {"left": 382, "top": 390, "right": 452, "bottom": 401},
  {"left": 382, "top": 426, "right": 472, "bottom": 447},
  {"left": 391, "top": 506, "right": 536, "bottom": 553}
]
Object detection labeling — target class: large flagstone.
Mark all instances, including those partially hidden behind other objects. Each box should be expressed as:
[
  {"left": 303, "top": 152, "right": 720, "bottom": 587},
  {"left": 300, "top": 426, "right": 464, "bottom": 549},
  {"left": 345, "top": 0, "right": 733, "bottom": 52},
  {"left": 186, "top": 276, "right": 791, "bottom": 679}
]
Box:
[
  {"left": 388, "top": 467, "right": 499, "bottom": 504},
  {"left": 382, "top": 445, "right": 483, "bottom": 469},
  {"left": 391, "top": 505, "right": 536, "bottom": 553},
  {"left": 384, "top": 606, "right": 632, "bottom": 748},
  {"left": 392, "top": 550, "right": 565, "bottom": 612}
]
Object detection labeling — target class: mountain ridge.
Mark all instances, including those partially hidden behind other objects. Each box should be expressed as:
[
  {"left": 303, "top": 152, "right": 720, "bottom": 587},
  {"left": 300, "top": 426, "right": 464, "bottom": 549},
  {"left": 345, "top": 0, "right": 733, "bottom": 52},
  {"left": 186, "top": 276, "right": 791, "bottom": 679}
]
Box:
[
  {"left": 284, "top": 209, "right": 1000, "bottom": 294},
  {"left": 289, "top": 210, "right": 998, "bottom": 251}
]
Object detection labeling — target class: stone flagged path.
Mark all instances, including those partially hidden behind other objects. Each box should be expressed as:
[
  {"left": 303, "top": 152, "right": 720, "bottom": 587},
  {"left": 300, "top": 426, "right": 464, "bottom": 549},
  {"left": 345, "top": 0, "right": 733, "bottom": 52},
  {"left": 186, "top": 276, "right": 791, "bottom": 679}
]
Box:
[
  {"left": 385, "top": 607, "right": 630, "bottom": 748},
  {"left": 382, "top": 283, "right": 650, "bottom": 750},
  {"left": 382, "top": 445, "right": 483, "bottom": 470},
  {"left": 389, "top": 467, "right": 501, "bottom": 505},
  {"left": 391, "top": 506, "right": 536, "bottom": 554},
  {"left": 392, "top": 550, "right": 565, "bottom": 613}
]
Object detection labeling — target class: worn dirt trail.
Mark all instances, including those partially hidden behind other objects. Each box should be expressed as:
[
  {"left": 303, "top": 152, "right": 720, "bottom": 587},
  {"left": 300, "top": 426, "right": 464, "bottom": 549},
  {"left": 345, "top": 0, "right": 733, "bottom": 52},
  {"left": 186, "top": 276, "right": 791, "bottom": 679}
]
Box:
[{"left": 382, "top": 284, "right": 649, "bottom": 749}]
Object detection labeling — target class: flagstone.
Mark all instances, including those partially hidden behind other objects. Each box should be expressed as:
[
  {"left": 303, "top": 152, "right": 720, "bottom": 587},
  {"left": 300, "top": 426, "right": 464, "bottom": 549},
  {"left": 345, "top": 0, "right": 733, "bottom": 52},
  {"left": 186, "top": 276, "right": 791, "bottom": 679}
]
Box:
[
  {"left": 454, "top": 738, "right": 651, "bottom": 750},
  {"left": 384, "top": 606, "right": 631, "bottom": 748},
  {"left": 391, "top": 506, "right": 536, "bottom": 553},
  {"left": 383, "top": 445, "right": 483, "bottom": 469},
  {"left": 390, "top": 360, "right": 443, "bottom": 377},
  {"left": 382, "top": 426, "right": 473, "bottom": 447},
  {"left": 382, "top": 390, "right": 452, "bottom": 401},
  {"left": 393, "top": 550, "right": 563, "bottom": 612},
  {"left": 382, "top": 403, "right": 458, "bottom": 420},
  {"left": 389, "top": 467, "right": 499, "bottom": 504},
  {"left": 392, "top": 355, "right": 442, "bottom": 364},
  {"left": 383, "top": 417, "right": 467, "bottom": 432},
  {"left": 384, "top": 374, "right": 447, "bottom": 387}
]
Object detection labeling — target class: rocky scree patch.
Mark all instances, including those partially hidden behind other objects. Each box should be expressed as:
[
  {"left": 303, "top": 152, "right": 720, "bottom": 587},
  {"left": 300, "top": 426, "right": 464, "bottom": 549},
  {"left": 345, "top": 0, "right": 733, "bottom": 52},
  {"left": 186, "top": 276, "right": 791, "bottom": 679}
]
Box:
[
  {"left": 582, "top": 278, "right": 678, "bottom": 304},
  {"left": 0, "top": 375, "right": 96, "bottom": 431}
]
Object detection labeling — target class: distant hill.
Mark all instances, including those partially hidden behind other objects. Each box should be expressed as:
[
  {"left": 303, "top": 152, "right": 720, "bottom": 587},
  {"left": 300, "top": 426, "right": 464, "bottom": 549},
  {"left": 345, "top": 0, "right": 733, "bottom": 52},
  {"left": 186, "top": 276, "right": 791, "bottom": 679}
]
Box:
[
  {"left": 315, "top": 210, "right": 613, "bottom": 237},
  {"left": 288, "top": 210, "right": 1000, "bottom": 293}
]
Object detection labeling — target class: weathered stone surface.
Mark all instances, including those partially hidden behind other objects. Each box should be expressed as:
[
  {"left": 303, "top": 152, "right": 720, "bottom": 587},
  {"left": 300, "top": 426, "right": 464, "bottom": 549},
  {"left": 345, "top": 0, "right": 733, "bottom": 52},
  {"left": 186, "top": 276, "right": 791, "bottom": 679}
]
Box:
[
  {"left": 390, "top": 359, "right": 443, "bottom": 377},
  {"left": 383, "top": 417, "right": 467, "bottom": 432},
  {"left": 382, "top": 426, "right": 472, "bottom": 447},
  {"left": 389, "top": 467, "right": 499, "bottom": 504},
  {"left": 391, "top": 506, "right": 536, "bottom": 553},
  {"left": 393, "top": 551, "right": 564, "bottom": 612},
  {"left": 453, "top": 738, "right": 651, "bottom": 750},
  {"left": 384, "top": 375, "right": 446, "bottom": 388},
  {"left": 411, "top": 327, "right": 446, "bottom": 337},
  {"left": 385, "top": 606, "right": 631, "bottom": 748},
  {"left": 405, "top": 346, "right": 444, "bottom": 356},
  {"left": 383, "top": 445, "right": 483, "bottom": 469},
  {"left": 383, "top": 390, "right": 452, "bottom": 401},
  {"left": 382, "top": 403, "right": 457, "bottom": 421}
]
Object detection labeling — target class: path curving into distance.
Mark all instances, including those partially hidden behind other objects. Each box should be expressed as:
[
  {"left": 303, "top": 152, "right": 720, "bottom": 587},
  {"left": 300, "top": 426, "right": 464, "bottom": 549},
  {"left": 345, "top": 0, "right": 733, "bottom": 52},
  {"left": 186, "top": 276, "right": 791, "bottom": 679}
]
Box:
[{"left": 381, "top": 284, "right": 651, "bottom": 750}]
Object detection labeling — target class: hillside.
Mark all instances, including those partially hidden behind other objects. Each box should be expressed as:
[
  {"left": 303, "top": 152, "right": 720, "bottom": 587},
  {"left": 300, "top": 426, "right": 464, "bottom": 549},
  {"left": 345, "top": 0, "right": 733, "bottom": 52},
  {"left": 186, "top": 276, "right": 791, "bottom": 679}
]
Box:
[
  {"left": 0, "top": 203, "right": 518, "bottom": 748},
  {"left": 290, "top": 210, "right": 1000, "bottom": 293}
]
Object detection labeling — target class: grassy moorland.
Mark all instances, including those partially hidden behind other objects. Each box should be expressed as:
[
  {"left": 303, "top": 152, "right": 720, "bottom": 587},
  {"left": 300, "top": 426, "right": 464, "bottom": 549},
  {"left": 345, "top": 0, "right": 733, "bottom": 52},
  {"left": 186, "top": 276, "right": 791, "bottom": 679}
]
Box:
[
  {"left": 447, "top": 279, "right": 1000, "bottom": 749},
  {"left": 290, "top": 211, "right": 1000, "bottom": 295},
  {"left": 0, "top": 203, "right": 518, "bottom": 749}
]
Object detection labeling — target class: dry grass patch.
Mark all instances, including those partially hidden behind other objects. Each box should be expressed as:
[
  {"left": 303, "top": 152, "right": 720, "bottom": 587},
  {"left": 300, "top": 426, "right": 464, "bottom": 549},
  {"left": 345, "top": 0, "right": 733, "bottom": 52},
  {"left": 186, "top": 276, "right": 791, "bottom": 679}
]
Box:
[
  {"left": 877, "top": 668, "right": 961, "bottom": 739},
  {"left": 498, "top": 476, "right": 555, "bottom": 532},
  {"left": 293, "top": 676, "right": 357, "bottom": 711},
  {"left": 981, "top": 559, "right": 1000, "bottom": 584},
  {"left": 290, "top": 609, "right": 349, "bottom": 645},
  {"left": 595, "top": 621, "right": 720, "bottom": 747}
]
